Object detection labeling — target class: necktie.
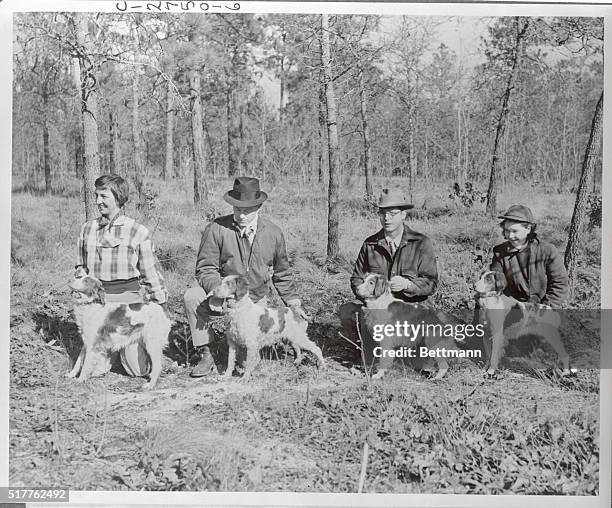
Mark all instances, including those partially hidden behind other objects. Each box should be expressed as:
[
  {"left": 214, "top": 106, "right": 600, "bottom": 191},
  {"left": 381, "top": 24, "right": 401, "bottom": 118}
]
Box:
[
  {"left": 243, "top": 227, "right": 255, "bottom": 245},
  {"left": 388, "top": 240, "right": 396, "bottom": 256}
]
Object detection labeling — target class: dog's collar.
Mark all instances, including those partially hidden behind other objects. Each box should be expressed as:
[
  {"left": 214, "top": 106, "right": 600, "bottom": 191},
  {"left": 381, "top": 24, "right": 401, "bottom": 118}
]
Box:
[
  {"left": 225, "top": 295, "right": 252, "bottom": 310},
  {"left": 474, "top": 291, "right": 502, "bottom": 299},
  {"left": 72, "top": 298, "right": 103, "bottom": 306}
]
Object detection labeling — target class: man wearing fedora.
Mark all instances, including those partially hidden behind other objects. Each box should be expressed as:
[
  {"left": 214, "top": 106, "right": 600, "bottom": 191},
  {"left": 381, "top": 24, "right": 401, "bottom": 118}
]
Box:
[
  {"left": 184, "top": 177, "right": 301, "bottom": 377},
  {"left": 339, "top": 188, "right": 439, "bottom": 363}
]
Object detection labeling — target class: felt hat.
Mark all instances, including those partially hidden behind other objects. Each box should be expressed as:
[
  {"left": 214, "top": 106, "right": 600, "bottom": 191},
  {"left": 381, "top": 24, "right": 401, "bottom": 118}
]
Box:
[
  {"left": 223, "top": 177, "right": 268, "bottom": 207},
  {"left": 377, "top": 188, "right": 414, "bottom": 210},
  {"left": 497, "top": 204, "right": 534, "bottom": 224}
]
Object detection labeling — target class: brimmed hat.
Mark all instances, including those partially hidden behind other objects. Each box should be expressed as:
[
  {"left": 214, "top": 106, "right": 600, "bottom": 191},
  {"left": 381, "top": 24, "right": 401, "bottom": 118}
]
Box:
[
  {"left": 497, "top": 204, "right": 534, "bottom": 224},
  {"left": 223, "top": 177, "right": 268, "bottom": 207},
  {"left": 378, "top": 188, "right": 414, "bottom": 210}
]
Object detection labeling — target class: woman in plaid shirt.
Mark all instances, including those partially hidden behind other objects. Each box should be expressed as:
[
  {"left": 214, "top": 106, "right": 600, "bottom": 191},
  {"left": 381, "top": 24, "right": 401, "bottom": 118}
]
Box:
[{"left": 75, "top": 174, "right": 168, "bottom": 377}]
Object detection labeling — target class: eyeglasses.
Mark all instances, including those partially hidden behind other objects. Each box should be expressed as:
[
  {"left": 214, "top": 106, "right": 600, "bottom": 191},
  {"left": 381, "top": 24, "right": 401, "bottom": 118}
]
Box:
[{"left": 378, "top": 209, "right": 403, "bottom": 218}]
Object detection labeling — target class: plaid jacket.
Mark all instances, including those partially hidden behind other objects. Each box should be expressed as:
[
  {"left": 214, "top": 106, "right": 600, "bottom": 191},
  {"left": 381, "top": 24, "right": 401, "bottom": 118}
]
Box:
[{"left": 76, "top": 214, "right": 167, "bottom": 304}]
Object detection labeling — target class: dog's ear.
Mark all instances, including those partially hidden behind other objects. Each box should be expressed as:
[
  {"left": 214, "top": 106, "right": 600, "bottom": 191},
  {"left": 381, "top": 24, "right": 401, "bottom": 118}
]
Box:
[
  {"left": 235, "top": 276, "right": 249, "bottom": 299},
  {"left": 493, "top": 271, "right": 507, "bottom": 292},
  {"left": 373, "top": 275, "right": 388, "bottom": 298},
  {"left": 91, "top": 278, "right": 105, "bottom": 305}
]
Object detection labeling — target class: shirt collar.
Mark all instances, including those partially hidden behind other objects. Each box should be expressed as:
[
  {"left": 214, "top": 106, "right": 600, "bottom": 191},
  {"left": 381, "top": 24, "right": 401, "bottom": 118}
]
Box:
[
  {"left": 234, "top": 213, "right": 259, "bottom": 236},
  {"left": 506, "top": 237, "right": 538, "bottom": 254},
  {"left": 508, "top": 243, "right": 528, "bottom": 254},
  {"left": 97, "top": 210, "right": 126, "bottom": 229},
  {"left": 385, "top": 226, "right": 404, "bottom": 247}
]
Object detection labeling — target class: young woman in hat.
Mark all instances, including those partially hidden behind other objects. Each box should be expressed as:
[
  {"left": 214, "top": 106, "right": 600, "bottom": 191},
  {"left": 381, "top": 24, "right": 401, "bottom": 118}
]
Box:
[{"left": 491, "top": 204, "right": 568, "bottom": 307}]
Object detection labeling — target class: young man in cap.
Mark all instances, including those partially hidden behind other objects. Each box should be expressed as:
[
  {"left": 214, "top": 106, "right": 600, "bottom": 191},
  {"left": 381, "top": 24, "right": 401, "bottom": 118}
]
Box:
[
  {"left": 491, "top": 204, "right": 568, "bottom": 306},
  {"left": 184, "top": 177, "right": 302, "bottom": 377},
  {"left": 338, "top": 188, "right": 439, "bottom": 362}
]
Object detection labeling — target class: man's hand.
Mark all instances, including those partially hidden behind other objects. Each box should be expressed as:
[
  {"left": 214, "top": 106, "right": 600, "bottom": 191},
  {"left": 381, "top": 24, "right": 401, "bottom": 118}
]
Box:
[
  {"left": 287, "top": 298, "right": 310, "bottom": 321},
  {"left": 74, "top": 266, "right": 88, "bottom": 279},
  {"left": 389, "top": 276, "right": 417, "bottom": 293}
]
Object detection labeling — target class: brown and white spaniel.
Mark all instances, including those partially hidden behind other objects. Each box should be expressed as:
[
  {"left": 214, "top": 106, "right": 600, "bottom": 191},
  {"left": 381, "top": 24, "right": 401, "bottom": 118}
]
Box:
[
  {"left": 211, "top": 275, "right": 325, "bottom": 380},
  {"left": 355, "top": 272, "right": 402, "bottom": 309},
  {"left": 68, "top": 275, "right": 171, "bottom": 389},
  {"left": 356, "top": 273, "right": 461, "bottom": 380},
  {"left": 474, "top": 270, "right": 572, "bottom": 377}
]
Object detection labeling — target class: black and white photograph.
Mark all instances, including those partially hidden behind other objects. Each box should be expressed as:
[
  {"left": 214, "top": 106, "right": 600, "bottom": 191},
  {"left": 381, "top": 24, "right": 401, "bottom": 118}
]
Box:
[{"left": 5, "top": 0, "right": 610, "bottom": 504}]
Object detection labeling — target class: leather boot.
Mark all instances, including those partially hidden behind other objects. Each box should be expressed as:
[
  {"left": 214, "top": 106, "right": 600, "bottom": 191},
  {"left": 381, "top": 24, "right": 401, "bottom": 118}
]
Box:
[{"left": 190, "top": 346, "right": 216, "bottom": 377}]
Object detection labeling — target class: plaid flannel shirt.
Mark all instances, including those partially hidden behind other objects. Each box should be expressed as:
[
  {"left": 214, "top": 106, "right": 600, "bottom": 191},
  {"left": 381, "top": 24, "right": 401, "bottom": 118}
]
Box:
[{"left": 76, "top": 214, "right": 167, "bottom": 304}]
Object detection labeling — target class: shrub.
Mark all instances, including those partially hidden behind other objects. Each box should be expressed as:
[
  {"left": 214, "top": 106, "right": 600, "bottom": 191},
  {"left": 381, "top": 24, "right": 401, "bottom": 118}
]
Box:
[
  {"left": 449, "top": 182, "right": 486, "bottom": 208},
  {"left": 587, "top": 194, "right": 601, "bottom": 229}
]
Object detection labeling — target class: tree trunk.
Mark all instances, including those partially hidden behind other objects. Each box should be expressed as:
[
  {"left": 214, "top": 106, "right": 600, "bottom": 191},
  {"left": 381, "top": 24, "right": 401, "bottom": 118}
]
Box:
[
  {"left": 260, "top": 107, "right": 266, "bottom": 180},
  {"left": 279, "top": 30, "right": 286, "bottom": 123},
  {"left": 485, "top": 17, "right": 529, "bottom": 216},
  {"left": 239, "top": 104, "right": 247, "bottom": 174},
  {"left": 74, "top": 131, "right": 81, "bottom": 178},
  {"left": 205, "top": 123, "right": 217, "bottom": 180},
  {"left": 191, "top": 71, "right": 206, "bottom": 204},
  {"left": 559, "top": 107, "right": 568, "bottom": 192},
  {"left": 109, "top": 108, "right": 121, "bottom": 175},
  {"left": 424, "top": 125, "right": 429, "bottom": 182},
  {"left": 108, "top": 109, "right": 115, "bottom": 173},
  {"left": 456, "top": 104, "right": 463, "bottom": 184},
  {"left": 318, "top": 84, "right": 327, "bottom": 183},
  {"left": 564, "top": 91, "right": 603, "bottom": 298},
  {"left": 463, "top": 111, "right": 469, "bottom": 181},
  {"left": 321, "top": 14, "right": 340, "bottom": 260},
  {"left": 75, "top": 15, "right": 100, "bottom": 220},
  {"left": 226, "top": 89, "right": 241, "bottom": 177},
  {"left": 408, "top": 113, "right": 416, "bottom": 202},
  {"left": 227, "top": 89, "right": 246, "bottom": 177},
  {"left": 358, "top": 62, "right": 372, "bottom": 198},
  {"left": 132, "top": 69, "right": 144, "bottom": 202},
  {"left": 42, "top": 96, "right": 51, "bottom": 193},
  {"left": 164, "top": 80, "right": 174, "bottom": 181},
  {"left": 175, "top": 143, "right": 184, "bottom": 179}
]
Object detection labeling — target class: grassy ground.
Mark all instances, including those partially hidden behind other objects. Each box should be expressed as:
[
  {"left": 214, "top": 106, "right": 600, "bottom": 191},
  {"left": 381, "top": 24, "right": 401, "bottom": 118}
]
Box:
[{"left": 9, "top": 175, "right": 601, "bottom": 493}]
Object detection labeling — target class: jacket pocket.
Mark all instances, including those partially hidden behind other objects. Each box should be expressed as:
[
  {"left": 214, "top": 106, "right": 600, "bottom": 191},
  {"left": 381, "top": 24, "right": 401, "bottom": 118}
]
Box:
[
  {"left": 97, "top": 234, "right": 122, "bottom": 249},
  {"left": 96, "top": 233, "right": 135, "bottom": 264}
]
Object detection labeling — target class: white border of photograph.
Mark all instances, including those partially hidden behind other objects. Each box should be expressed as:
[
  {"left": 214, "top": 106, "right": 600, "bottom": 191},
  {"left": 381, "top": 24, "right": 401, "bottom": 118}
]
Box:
[{"left": 2, "top": 1, "right": 610, "bottom": 506}]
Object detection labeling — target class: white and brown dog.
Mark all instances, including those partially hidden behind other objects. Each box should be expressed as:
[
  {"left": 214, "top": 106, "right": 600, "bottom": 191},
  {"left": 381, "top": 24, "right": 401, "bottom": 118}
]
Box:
[
  {"left": 355, "top": 273, "right": 461, "bottom": 380},
  {"left": 68, "top": 275, "right": 171, "bottom": 389},
  {"left": 474, "top": 270, "right": 571, "bottom": 377},
  {"left": 355, "top": 272, "right": 402, "bottom": 310},
  {"left": 211, "top": 275, "right": 325, "bottom": 380}
]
